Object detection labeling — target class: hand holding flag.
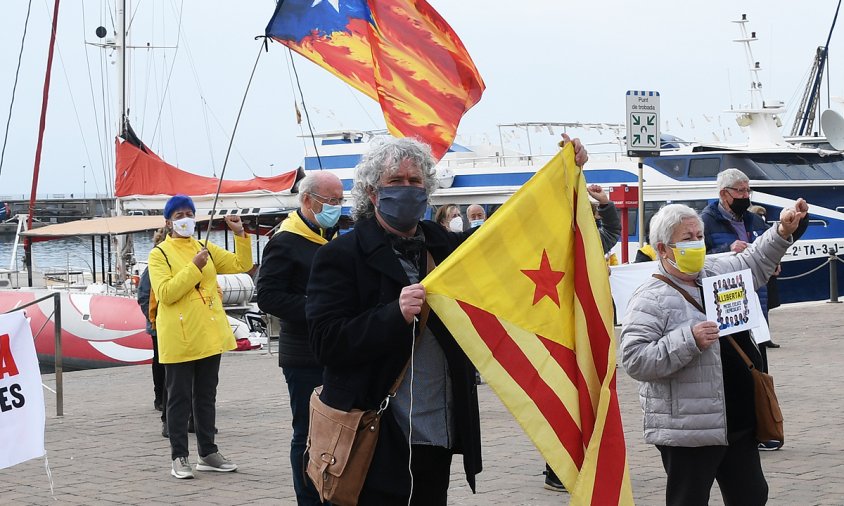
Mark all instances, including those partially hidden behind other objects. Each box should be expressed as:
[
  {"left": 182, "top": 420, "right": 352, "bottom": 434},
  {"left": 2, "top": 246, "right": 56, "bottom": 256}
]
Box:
[{"left": 423, "top": 144, "right": 633, "bottom": 505}]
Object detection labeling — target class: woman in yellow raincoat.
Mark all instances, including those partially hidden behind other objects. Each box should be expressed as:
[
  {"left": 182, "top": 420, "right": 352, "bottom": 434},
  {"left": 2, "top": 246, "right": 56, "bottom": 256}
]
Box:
[{"left": 148, "top": 194, "right": 253, "bottom": 479}]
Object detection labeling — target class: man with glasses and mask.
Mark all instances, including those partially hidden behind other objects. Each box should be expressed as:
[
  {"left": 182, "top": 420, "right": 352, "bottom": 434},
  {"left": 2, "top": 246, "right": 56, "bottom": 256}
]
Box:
[
  {"left": 256, "top": 171, "right": 343, "bottom": 505},
  {"left": 306, "top": 136, "right": 588, "bottom": 504},
  {"left": 700, "top": 168, "right": 807, "bottom": 452}
]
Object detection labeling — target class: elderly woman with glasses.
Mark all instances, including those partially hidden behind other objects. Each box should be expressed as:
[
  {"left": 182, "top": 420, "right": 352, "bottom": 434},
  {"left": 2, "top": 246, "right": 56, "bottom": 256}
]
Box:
[{"left": 620, "top": 199, "right": 807, "bottom": 506}]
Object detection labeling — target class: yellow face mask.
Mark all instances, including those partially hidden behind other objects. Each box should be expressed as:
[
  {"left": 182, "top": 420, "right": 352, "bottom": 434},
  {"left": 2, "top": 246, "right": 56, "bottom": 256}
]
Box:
[{"left": 668, "top": 240, "right": 706, "bottom": 274}]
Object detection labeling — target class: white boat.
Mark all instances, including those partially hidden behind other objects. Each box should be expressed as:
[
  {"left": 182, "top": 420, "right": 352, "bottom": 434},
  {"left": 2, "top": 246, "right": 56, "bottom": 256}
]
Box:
[{"left": 283, "top": 16, "right": 844, "bottom": 305}]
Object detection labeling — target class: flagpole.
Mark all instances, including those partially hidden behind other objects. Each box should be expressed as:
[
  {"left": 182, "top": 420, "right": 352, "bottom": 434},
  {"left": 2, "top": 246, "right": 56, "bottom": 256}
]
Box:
[
  {"left": 638, "top": 159, "right": 645, "bottom": 247},
  {"left": 203, "top": 40, "right": 265, "bottom": 247}
]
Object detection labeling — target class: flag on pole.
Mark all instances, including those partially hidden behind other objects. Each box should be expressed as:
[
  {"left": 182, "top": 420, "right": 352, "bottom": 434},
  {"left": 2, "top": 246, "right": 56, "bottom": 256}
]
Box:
[
  {"left": 265, "top": 0, "right": 485, "bottom": 160},
  {"left": 423, "top": 145, "right": 634, "bottom": 505}
]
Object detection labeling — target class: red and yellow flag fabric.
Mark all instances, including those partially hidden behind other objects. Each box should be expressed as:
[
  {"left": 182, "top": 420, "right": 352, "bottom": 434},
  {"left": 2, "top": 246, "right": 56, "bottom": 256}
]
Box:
[
  {"left": 423, "top": 145, "right": 633, "bottom": 505},
  {"left": 265, "top": 0, "right": 485, "bottom": 160}
]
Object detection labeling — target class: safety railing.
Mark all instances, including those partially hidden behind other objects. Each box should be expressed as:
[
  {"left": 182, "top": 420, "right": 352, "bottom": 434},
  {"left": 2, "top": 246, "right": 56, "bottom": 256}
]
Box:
[
  {"left": 2, "top": 292, "right": 63, "bottom": 416},
  {"left": 778, "top": 251, "right": 844, "bottom": 303}
]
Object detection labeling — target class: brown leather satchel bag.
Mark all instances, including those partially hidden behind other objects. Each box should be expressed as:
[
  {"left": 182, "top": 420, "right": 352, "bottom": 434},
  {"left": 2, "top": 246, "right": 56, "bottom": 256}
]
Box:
[
  {"left": 652, "top": 274, "right": 784, "bottom": 443},
  {"left": 305, "top": 337, "right": 420, "bottom": 506},
  {"left": 306, "top": 386, "right": 383, "bottom": 506},
  {"left": 726, "top": 336, "right": 785, "bottom": 442}
]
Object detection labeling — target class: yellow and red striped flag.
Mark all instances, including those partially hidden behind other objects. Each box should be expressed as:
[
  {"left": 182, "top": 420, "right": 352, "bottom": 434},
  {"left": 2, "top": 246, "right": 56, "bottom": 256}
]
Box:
[
  {"left": 423, "top": 144, "right": 633, "bottom": 505},
  {"left": 265, "top": 0, "right": 485, "bottom": 160}
]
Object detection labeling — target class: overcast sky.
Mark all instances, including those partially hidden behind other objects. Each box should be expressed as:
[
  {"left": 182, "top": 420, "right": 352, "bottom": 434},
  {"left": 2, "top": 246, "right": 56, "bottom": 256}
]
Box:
[{"left": 0, "top": 0, "right": 841, "bottom": 197}]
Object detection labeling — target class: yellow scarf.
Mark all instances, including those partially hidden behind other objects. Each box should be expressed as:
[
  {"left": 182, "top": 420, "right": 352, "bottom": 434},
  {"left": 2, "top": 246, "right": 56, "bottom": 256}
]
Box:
[
  {"left": 638, "top": 244, "right": 657, "bottom": 261},
  {"left": 279, "top": 211, "right": 328, "bottom": 245}
]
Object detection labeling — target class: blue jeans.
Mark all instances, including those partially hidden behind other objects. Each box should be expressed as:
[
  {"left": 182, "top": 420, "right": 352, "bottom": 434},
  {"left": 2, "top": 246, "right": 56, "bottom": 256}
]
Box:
[{"left": 282, "top": 366, "right": 326, "bottom": 505}]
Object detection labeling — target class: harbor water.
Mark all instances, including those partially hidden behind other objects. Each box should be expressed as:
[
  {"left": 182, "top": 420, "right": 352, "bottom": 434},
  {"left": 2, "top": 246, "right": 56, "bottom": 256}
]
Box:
[{"left": 0, "top": 230, "right": 268, "bottom": 275}]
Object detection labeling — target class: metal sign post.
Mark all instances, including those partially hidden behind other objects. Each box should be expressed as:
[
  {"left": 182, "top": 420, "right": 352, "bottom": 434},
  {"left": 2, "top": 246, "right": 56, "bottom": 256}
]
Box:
[{"left": 626, "top": 90, "right": 661, "bottom": 247}]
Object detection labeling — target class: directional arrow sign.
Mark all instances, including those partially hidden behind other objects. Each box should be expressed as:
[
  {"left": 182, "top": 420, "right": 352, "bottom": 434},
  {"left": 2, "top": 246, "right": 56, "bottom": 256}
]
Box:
[{"left": 626, "top": 90, "right": 661, "bottom": 157}]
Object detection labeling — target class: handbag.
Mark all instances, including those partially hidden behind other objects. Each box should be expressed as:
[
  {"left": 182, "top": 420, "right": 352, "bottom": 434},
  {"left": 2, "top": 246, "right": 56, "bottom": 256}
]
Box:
[
  {"left": 725, "top": 336, "right": 784, "bottom": 442},
  {"left": 305, "top": 386, "right": 386, "bottom": 506},
  {"left": 305, "top": 253, "right": 435, "bottom": 506},
  {"left": 652, "top": 274, "right": 784, "bottom": 443}
]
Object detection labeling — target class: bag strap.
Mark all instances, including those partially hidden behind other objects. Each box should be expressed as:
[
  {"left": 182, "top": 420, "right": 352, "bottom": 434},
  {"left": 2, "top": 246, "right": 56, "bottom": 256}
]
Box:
[
  {"left": 653, "top": 274, "right": 757, "bottom": 370},
  {"left": 379, "top": 251, "right": 436, "bottom": 412},
  {"left": 725, "top": 335, "right": 756, "bottom": 370},
  {"left": 652, "top": 274, "right": 705, "bottom": 313},
  {"left": 154, "top": 245, "right": 171, "bottom": 269}
]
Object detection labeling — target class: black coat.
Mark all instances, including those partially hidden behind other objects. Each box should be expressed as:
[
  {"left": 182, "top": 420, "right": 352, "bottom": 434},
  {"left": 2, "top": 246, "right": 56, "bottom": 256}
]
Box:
[
  {"left": 306, "top": 217, "right": 482, "bottom": 496},
  {"left": 256, "top": 211, "right": 336, "bottom": 367}
]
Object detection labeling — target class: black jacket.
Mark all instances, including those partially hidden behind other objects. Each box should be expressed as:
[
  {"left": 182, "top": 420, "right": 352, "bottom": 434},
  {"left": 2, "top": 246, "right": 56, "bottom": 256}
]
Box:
[
  {"left": 306, "top": 217, "right": 482, "bottom": 496},
  {"left": 256, "top": 211, "right": 336, "bottom": 367},
  {"left": 701, "top": 201, "right": 807, "bottom": 315},
  {"left": 597, "top": 201, "right": 621, "bottom": 254}
]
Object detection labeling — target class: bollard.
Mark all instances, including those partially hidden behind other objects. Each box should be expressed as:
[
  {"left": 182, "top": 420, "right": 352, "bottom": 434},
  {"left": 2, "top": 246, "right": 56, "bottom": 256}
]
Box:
[
  {"left": 830, "top": 252, "right": 841, "bottom": 303},
  {"left": 53, "top": 291, "right": 63, "bottom": 416}
]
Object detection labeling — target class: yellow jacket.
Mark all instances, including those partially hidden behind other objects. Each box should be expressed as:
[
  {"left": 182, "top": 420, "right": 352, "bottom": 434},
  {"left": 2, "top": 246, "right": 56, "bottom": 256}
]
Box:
[{"left": 148, "top": 233, "right": 253, "bottom": 363}]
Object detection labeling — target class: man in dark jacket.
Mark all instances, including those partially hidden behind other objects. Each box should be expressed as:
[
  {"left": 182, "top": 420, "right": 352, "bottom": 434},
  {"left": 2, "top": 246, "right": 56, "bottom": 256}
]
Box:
[
  {"left": 588, "top": 184, "right": 621, "bottom": 255},
  {"left": 701, "top": 168, "right": 807, "bottom": 452},
  {"left": 306, "top": 136, "right": 588, "bottom": 504},
  {"left": 700, "top": 168, "right": 808, "bottom": 348},
  {"left": 256, "top": 171, "right": 342, "bottom": 506}
]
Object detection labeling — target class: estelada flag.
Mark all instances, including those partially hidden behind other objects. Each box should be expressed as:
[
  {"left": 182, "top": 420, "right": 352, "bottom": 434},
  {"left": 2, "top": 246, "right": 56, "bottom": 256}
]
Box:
[
  {"left": 265, "top": 0, "right": 485, "bottom": 160},
  {"left": 423, "top": 144, "right": 634, "bottom": 505}
]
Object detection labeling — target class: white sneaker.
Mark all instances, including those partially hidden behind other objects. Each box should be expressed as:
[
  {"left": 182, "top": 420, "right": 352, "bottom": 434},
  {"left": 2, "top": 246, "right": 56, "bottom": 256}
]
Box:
[
  {"left": 171, "top": 457, "right": 195, "bottom": 479},
  {"left": 196, "top": 452, "right": 238, "bottom": 472}
]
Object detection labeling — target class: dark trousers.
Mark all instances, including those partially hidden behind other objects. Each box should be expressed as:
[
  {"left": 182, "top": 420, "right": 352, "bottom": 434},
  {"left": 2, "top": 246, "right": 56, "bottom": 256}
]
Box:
[
  {"left": 150, "top": 330, "right": 166, "bottom": 422},
  {"left": 759, "top": 344, "right": 769, "bottom": 373},
  {"left": 282, "top": 366, "right": 325, "bottom": 506},
  {"left": 357, "top": 444, "right": 452, "bottom": 506},
  {"left": 164, "top": 354, "right": 221, "bottom": 460},
  {"left": 657, "top": 434, "right": 768, "bottom": 506}
]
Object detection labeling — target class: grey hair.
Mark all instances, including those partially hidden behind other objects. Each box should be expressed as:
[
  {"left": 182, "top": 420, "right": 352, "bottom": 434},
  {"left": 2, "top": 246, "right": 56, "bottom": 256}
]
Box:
[
  {"left": 297, "top": 172, "right": 338, "bottom": 204},
  {"left": 648, "top": 204, "right": 704, "bottom": 246},
  {"left": 351, "top": 137, "right": 437, "bottom": 221},
  {"left": 717, "top": 168, "right": 749, "bottom": 191},
  {"left": 297, "top": 174, "right": 318, "bottom": 204}
]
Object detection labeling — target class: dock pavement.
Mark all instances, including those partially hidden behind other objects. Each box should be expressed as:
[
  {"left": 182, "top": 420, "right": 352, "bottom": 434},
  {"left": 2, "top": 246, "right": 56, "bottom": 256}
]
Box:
[{"left": 2, "top": 301, "right": 843, "bottom": 505}]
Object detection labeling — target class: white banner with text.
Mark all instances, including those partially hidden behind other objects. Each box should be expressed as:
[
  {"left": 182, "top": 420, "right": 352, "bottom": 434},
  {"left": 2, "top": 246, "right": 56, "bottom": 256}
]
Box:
[{"left": 0, "top": 312, "right": 45, "bottom": 469}]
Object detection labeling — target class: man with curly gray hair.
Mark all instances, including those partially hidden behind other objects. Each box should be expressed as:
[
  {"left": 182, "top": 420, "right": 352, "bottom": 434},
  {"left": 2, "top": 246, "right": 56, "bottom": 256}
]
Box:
[
  {"left": 306, "top": 135, "right": 588, "bottom": 503},
  {"left": 350, "top": 137, "right": 439, "bottom": 222}
]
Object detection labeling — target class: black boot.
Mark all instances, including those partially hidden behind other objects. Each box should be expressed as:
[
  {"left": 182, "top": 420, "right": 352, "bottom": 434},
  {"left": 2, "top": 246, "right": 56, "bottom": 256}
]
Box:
[{"left": 544, "top": 464, "right": 566, "bottom": 492}]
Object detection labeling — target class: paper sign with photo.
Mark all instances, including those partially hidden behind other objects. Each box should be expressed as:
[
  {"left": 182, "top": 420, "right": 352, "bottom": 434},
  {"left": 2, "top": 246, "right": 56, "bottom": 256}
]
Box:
[{"left": 702, "top": 269, "right": 761, "bottom": 336}]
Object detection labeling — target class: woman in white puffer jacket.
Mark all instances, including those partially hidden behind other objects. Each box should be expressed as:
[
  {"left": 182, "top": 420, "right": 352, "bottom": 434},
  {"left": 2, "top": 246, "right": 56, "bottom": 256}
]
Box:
[{"left": 620, "top": 200, "right": 807, "bottom": 506}]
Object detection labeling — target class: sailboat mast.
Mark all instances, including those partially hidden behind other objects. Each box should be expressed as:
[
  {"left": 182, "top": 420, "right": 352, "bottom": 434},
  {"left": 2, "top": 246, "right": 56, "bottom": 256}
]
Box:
[
  {"left": 116, "top": 0, "right": 127, "bottom": 138},
  {"left": 23, "top": 0, "right": 61, "bottom": 287}
]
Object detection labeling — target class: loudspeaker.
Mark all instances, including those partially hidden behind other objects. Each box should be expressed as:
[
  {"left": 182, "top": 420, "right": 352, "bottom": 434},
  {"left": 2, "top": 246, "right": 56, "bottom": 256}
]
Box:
[{"left": 821, "top": 109, "right": 844, "bottom": 150}]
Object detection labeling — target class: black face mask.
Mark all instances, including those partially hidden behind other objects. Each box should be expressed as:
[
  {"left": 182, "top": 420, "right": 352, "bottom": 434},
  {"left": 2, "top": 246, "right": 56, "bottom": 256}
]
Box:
[
  {"left": 729, "top": 197, "right": 751, "bottom": 216},
  {"left": 376, "top": 186, "right": 428, "bottom": 233}
]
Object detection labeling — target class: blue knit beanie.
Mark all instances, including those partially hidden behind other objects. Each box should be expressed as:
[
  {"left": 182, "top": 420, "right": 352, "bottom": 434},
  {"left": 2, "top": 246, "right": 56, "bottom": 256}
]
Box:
[{"left": 163, "top": 194, "right": 195, "bottom": 219}]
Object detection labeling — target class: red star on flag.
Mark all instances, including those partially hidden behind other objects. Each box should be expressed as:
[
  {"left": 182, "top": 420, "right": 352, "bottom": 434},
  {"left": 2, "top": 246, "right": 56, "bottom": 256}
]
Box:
[{"left": 521, "top": 249, "right": 565, "bottom": 307}]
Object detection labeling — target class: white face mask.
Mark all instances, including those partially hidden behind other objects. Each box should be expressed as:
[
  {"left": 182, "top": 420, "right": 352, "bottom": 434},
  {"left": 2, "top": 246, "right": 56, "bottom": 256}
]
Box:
[
  {"left": 172, "top": 217, "right": 196, "bottom": 237},
  {"left": 448, "top": 216, "right": 463, "bottom": 232}
]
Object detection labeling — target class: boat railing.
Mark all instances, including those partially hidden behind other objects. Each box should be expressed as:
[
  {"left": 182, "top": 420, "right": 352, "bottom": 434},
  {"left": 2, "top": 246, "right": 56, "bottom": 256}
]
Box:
[
  {"left": 439, "top": 147, "right": 627, "bottom": 170},
  {"left": 2, "top": 291, "right": 63, "bottom": 417}
]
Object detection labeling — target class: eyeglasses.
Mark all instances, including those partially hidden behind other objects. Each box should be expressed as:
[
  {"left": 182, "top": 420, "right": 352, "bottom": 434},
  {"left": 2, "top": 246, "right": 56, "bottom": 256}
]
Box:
[
  {"left": 725, "top": 186, "right": 753, "bottom": 197},
  {"left": 309, "top": 192, "right": 343, "bottom": 206}
]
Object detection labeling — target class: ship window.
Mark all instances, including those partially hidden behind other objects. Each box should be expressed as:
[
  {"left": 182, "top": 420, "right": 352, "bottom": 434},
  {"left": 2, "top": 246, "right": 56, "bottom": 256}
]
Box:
[
  {"left": 648, "top": 157, "right": 687, "bottom": 178},
  {"left": 815, "top": 159, "right": 844, "bottom": 179},
  {"left": 688, "top": 158, "right": 721, "bottom": 178}
]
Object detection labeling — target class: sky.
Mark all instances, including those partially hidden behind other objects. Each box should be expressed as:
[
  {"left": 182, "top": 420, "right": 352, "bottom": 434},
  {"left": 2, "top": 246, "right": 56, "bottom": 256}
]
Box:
[{"left": 0, "top": 0, "right": 841, "bottom": 197}]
